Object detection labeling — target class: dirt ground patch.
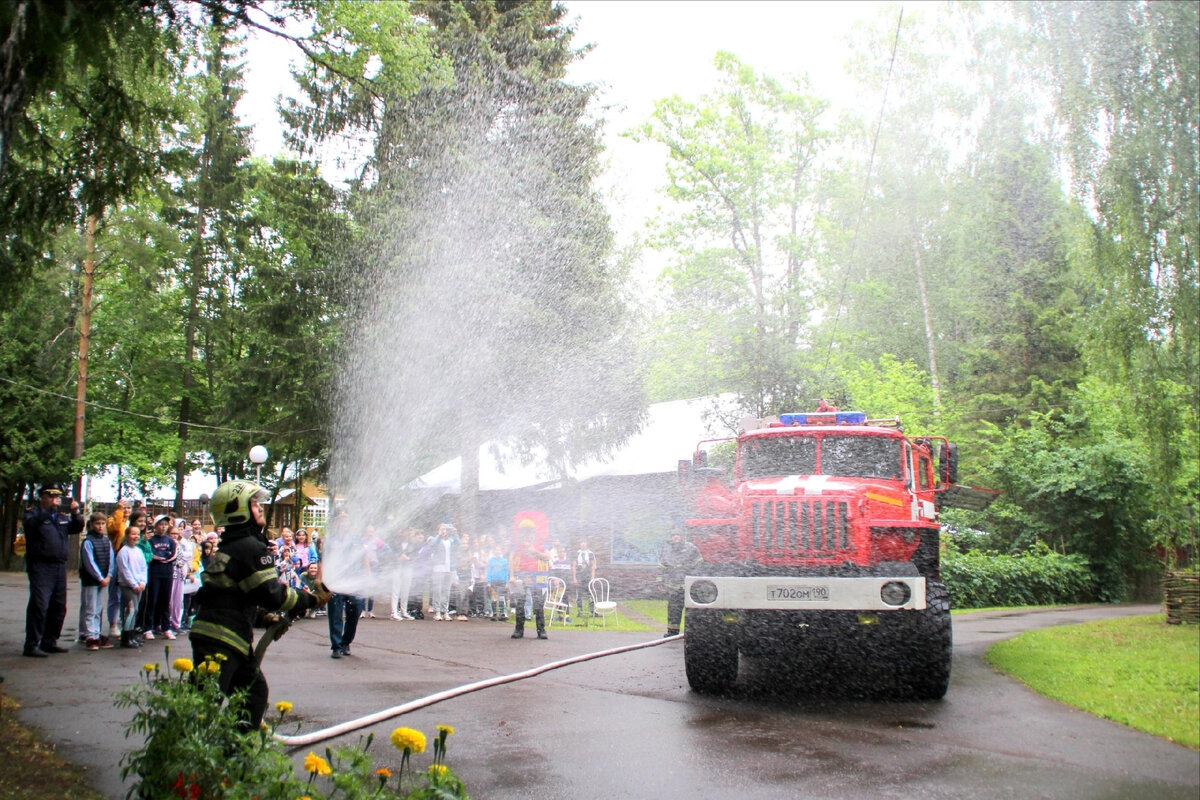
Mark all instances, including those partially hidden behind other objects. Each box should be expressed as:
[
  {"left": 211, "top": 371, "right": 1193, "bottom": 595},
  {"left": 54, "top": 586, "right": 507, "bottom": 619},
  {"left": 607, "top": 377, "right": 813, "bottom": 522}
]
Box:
[{"left": 0, "top": 693, "right": 106, "bottom": 800}]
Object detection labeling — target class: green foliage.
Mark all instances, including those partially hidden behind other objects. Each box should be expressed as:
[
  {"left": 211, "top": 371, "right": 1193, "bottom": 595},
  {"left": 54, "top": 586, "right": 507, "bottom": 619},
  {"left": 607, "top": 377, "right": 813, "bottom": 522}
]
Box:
[
  {"left": 839, "top": 353, "right": 937, "bottom": 432},
  {"left": 68, "top": 195, "right": 188, "bottom": 496},
  {"left": 942, "top": 540, "right": 1095, "bottom": 608},
  {"left": 1071, "top": 374, "right": 1199, "bottom": 567},
  {"left": 946, "top": 139, "right": 1088, "bottom": 426},
  {"left": 281, "top": 0, "right": 444, "bottom": 149},
  {"left": 0, "top": 0, "right": 188, "bottom": 290},
  {"left": 115, "top": 652, "right": 469, "bottom": 800},
  {"left": 1026, "top": 0, "right": 1198, "bottom": 567},
  {"left": 3, "top": 0, "right": 1194, "bottom": 597},
  {"left": 974, "top": 409, "right": 1156, "bottom": 601},
  {"left": 632, "top": 52, "right": 831, "bottom": 415},
  {"left": 199, "top": 157, "right": 352, "bottom": 478},
  {"left": 1028, "top": 1, "right": 1198, "bottom": 373},
  {"left": 0, "top": 259, "right": 78, "bottom": 486},
  {"left": 117, "top": 655, "right": 304, "bottom": 799}
]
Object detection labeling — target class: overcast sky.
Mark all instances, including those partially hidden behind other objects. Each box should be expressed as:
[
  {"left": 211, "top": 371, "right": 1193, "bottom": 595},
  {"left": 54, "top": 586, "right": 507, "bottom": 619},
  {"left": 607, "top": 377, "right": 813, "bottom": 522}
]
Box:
[
  {"left": 564, "top": 0, "right": 886, "bottom": 239},
  {"left": 240, "top": 1, "right": 889, "bottom": 236}
]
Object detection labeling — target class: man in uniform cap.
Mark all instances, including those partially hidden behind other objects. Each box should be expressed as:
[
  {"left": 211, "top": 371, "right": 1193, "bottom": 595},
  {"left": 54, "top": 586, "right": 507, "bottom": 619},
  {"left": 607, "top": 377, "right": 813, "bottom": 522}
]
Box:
[{"left": 22, "top": 484, "right": 83, "bottom": 657}]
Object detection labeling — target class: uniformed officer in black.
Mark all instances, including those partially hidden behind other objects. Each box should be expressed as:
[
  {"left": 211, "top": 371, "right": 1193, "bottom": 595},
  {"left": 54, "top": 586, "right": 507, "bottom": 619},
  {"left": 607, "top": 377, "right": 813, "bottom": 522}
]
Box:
[
  {"left": 190, "top": 479, "right": 329, "bottom": 730},
  {"left": 23, "top": 484, "right": 83, "bottom": 657}
]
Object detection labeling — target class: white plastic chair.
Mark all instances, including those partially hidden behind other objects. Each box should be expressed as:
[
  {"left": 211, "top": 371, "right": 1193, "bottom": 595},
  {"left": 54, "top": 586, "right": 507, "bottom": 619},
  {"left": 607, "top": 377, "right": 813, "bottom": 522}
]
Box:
[
  {"left": 588, "top": 578, "right": 617, "bottom": 627},
  {"left": 544, "top": 576, "right": 570, "bottom": 628}
]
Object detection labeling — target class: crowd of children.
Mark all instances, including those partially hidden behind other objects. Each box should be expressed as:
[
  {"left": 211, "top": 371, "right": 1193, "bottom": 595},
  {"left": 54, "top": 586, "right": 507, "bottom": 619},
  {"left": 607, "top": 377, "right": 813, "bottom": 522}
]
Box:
[
  {"left": 74, "top": 503, "right": 606, "bottom": 654},
  {"left": 77, "top": 500, "right": 222, "bottom": 650}
]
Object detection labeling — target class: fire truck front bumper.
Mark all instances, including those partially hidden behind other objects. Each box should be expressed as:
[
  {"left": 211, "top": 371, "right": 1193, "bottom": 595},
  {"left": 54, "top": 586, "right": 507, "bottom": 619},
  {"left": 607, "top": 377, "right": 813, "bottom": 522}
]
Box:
[{"left": 684, "top": 575, "right": 927, "bottom": 611}]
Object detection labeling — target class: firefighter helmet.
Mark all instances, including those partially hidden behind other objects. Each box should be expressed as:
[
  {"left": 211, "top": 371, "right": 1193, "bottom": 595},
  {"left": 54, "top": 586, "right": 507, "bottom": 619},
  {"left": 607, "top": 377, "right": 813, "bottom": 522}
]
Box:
[{"left": 210, "top": 479, "right": 266, "bottom": 527}]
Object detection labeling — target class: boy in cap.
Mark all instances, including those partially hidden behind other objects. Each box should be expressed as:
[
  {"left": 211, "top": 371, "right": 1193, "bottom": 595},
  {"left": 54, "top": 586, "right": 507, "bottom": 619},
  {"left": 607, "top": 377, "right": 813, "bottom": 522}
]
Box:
[{"left": 143, "top": 514, "right": 177, "bottom": 640}]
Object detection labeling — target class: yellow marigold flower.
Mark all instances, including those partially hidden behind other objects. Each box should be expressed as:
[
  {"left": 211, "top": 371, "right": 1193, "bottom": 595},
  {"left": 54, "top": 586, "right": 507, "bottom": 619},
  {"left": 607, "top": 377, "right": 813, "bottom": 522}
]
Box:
[
  {"left": 375, "top": 767, "right": 392, "bottom": 778},
  {"left": 204, "top": 661, "right": 221, "bottom": 674},
  {"left": 436, "top": 724, "right": 455, "bottom": 736},
  {"left": 142, "top": 663, "right": 156, "bottom": 673},
  {"left": 214, "top": 653, "right": 228, "bottom": 662},
  {"left": 172, "top": 658, "right": 194, "bottom": 673},
  {"left": 303, "top": 752, "right": 332, "bottom": 776},
  {"left": 428, "top": 764, "right": 449, "bottom": 779},
  {"left": 390, "top": 727, "right": 427, "bottom": 754},
  {"left": 275, "top": 701, "right": 294, "bottom": 714}
]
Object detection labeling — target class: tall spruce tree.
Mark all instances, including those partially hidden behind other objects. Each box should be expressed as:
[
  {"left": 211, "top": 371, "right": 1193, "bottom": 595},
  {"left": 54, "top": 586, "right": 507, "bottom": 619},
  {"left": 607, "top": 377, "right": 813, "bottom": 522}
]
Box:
[
  {"left": 166, "top": 12, "right": 256, "bottom": 509},
  {"left": 286, "top": 1, "right": 643, "bottom": 531}
]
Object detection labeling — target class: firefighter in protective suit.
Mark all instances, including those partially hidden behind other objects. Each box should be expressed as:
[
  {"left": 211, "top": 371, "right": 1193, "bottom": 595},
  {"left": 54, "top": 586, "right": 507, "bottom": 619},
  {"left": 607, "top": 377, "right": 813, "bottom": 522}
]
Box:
[{"left": 191, "top": 479, "right": 329, "bottom": 730}]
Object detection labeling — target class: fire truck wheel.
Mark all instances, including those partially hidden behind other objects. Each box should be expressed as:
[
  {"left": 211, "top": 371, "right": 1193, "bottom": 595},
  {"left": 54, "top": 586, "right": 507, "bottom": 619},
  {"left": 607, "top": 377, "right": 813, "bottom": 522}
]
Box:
[
  {"left": 684, "top": 610, "right": 738, "bottom": 694},
  {"left": 901, "top": 578, "right": 952, "bottom": 700}
]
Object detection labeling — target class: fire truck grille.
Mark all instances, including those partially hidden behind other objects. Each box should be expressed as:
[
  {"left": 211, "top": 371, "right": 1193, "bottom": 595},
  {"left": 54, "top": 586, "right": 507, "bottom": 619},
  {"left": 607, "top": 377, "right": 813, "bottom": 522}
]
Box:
[{"left": 751, "top": 499, "right": 851, "bottom": 557}]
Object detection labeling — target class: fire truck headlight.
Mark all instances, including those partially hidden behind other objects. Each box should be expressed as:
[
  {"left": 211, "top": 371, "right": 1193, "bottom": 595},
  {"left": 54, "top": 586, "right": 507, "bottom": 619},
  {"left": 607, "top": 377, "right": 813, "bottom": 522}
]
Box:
[
  {"left": 689, "top": 580, "right": 719, "bottom": 605},
  {"left": 880, "top": 581, "right": 912, "bottom": 606}
]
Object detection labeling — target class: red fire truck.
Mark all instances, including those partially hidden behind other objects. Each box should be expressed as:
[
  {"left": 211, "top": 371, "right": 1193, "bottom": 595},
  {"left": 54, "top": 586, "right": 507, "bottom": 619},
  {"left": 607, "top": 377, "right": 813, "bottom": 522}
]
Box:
[{"left": 678, "top": 409, "right": 997, "bottom": 698}]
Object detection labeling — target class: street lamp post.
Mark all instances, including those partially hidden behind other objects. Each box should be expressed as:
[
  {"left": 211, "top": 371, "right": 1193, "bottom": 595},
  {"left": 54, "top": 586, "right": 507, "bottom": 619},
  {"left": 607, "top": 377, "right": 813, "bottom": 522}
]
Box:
[
  {"left": 198, "top": 493, "right": 210, "bottom": 529},
  {"left": 249, "top": 445, "right": 268, "bottom": 484}
]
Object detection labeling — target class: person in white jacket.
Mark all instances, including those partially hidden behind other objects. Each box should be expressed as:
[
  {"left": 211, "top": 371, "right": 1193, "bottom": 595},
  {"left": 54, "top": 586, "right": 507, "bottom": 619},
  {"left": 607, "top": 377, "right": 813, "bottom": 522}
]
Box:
[{"left": 115, "top": 526, "right": 149, "bottom": 649}]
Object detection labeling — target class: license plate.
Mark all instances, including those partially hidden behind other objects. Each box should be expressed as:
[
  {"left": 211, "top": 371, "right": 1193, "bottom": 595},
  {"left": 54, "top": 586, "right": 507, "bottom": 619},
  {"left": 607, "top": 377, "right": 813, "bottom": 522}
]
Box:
[{"left": 766, "top": 585, "right": 829, "bottom": 601}]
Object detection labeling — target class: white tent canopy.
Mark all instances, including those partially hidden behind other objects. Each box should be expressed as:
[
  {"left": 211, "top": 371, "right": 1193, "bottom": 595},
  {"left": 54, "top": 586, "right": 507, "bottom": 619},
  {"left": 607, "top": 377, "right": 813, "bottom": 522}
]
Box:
[{"left": 405, "top": 396, "right": 740, "bottom": 494}]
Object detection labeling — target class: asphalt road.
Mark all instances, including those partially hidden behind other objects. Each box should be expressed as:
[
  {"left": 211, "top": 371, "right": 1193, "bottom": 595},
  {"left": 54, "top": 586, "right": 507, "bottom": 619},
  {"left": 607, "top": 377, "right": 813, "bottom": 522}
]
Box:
[{"left": 0, "top": 571, "right": 1195, "bottom": 800}]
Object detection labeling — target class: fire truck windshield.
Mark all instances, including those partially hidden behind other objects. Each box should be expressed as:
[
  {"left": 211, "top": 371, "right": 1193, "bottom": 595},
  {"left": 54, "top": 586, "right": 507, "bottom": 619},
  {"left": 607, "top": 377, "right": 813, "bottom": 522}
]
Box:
[
  {"left": 741, "top": 437, "right": 816, "bottom": 479},
  {"left": 741, "top": 434, "right": 902, "bottom": 481},
  {"left": 820, "top": 435, "right": 903, "bottom": 479}
]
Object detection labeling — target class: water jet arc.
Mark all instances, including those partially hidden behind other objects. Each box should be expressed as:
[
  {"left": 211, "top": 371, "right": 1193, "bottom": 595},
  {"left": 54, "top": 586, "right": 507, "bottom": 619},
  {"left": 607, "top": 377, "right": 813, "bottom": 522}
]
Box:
[{"left": 276, "top": 634, "right": 683, "bottom": 748}]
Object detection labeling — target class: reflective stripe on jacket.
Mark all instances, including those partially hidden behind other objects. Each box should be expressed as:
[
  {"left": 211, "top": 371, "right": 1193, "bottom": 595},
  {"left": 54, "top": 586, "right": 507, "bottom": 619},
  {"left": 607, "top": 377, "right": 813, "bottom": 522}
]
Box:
[{"left": 191, "top": 522, "right": 316, "bottom": 657}]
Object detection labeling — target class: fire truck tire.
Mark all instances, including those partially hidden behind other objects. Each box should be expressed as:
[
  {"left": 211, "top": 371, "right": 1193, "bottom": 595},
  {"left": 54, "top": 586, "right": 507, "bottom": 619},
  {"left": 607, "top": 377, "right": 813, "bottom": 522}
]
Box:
[
  {"left": 902, "top": 578, "right": 952, "bottom": 700},
  {"left": 684, "top": 611, "right": 738, "bottom": 694}
]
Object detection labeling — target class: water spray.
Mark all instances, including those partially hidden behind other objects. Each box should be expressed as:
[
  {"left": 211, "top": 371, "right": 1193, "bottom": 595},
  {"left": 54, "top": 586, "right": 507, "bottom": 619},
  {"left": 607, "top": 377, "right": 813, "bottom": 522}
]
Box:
[{"left": 275, "top": 634, "right": 683, "bottom": 748}]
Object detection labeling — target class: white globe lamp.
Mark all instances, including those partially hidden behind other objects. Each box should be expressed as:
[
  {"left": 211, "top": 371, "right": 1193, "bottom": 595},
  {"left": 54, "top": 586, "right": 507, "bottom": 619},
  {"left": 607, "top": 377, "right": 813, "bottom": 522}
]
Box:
[{"left": 249, "top": 445, "right": 268, "bottom": 483}]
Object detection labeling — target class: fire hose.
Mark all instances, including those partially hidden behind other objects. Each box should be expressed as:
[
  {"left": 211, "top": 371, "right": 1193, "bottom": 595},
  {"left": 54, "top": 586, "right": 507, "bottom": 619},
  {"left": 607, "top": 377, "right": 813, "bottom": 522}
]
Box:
[{"left": 274, "top": 633, "right": 683, "bottom": 748}]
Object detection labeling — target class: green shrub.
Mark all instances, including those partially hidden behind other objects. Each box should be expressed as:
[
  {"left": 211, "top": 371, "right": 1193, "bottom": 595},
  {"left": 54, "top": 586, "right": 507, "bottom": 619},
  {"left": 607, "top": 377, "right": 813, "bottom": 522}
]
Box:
[
  {"left": 115, "top": 649, "right": 468, "bottom": 800},
  {"left": 942, "top": 541, "right": 1096, "bottom": 608}
]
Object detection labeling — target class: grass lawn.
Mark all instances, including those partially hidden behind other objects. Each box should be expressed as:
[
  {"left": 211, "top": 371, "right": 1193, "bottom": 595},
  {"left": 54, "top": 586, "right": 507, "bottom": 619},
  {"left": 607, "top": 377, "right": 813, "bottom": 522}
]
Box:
[
  {"left": 544, "top": 598, "right": 689, "bottom": 633},
  {"left": 986, "top": 614, "right": 1199, "bottom": 750},
  {"left": 621, "top": 599, "right": 669, "bottom": 625},
  {"left": 544, "top": 599, "right": 661, "bottom": 632}
]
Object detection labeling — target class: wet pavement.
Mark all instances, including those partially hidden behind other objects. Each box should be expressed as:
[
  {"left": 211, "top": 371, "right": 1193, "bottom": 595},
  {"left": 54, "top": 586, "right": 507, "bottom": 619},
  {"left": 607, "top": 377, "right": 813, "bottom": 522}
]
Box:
[{"left": 0, "top": 570, "right": 1195, "bottom": 799}]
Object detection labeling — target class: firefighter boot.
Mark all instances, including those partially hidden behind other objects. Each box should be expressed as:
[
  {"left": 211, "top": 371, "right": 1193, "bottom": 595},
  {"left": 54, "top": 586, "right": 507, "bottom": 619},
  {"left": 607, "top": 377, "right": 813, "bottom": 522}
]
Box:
[
  {"left": 511, "top": 609, "right": 525, "bottom": 639},
  {"left": 535, "top": 609, "right": 548, "bottom": 639}
]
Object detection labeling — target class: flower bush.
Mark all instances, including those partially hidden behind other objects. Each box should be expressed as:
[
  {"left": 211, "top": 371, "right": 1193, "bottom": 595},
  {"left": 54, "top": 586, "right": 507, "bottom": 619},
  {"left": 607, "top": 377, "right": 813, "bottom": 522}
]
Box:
[{"left": 116, "top": 647, "right": 469, "bottom": 799}]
